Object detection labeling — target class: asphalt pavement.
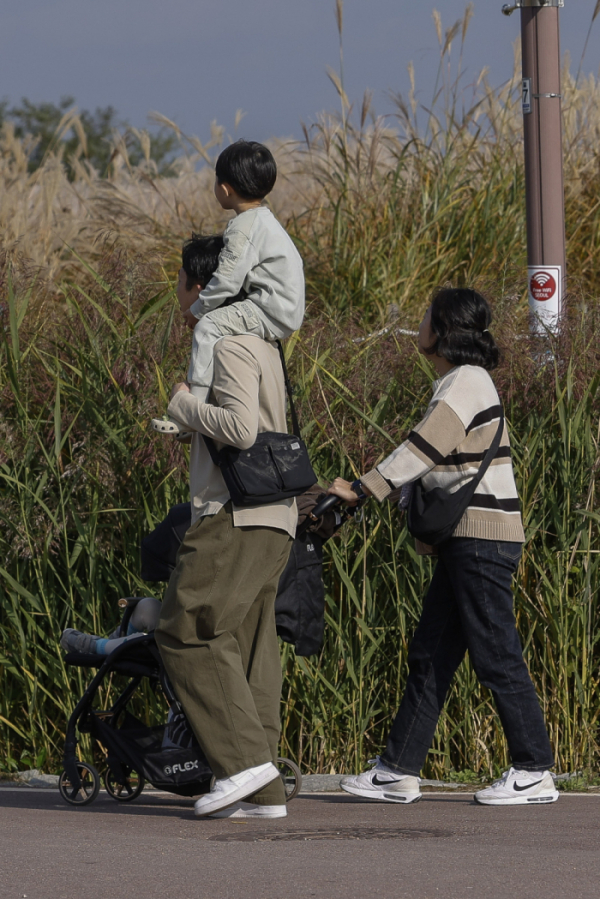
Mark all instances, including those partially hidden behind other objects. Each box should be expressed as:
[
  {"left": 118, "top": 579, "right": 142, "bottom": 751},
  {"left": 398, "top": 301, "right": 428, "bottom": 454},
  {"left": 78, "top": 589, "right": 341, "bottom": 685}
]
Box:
[{"left": 1, "top": 786, "right": 599, "bottom": 899}]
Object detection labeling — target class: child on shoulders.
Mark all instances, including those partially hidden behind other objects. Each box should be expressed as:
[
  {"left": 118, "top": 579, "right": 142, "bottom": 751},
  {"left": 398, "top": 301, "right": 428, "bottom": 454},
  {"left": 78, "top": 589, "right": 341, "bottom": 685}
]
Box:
[{"left": 152, "top": 140, "right": 305, "bottom": 438}]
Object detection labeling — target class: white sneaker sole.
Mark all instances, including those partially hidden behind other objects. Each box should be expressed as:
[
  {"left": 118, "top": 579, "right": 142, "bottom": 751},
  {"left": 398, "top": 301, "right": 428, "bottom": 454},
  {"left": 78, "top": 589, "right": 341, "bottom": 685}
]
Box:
[
  {"left": 194, "top": 766, "right": 280, "bottom": 817},
  {"left": 208, "top": 805, "right": 287, "bottom": 819},
  {"left": 475, "top": 790, "right": 559, "bottom": 806},
  {"left": 341, "top": 782, "right": 422, "bottom": 804}
]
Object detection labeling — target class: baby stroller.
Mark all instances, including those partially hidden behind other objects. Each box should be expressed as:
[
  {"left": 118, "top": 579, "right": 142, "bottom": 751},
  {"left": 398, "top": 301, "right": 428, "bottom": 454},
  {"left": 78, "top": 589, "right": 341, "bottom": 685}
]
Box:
[{"left": 58, "top": 493, "right": 346, "bottom": 807}]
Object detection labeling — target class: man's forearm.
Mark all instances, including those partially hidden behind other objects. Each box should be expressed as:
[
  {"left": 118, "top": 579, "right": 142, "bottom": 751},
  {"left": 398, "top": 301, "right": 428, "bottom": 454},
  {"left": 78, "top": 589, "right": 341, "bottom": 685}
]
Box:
[{"left": 168, "top": 392, "right": 257, "bottom": 449}]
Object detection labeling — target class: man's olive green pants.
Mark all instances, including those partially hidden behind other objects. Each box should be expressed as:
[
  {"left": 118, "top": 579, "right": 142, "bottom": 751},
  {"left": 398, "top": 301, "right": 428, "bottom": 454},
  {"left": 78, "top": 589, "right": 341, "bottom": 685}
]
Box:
[{"left": 155, "top": 503, "right": 293, "bottom": 806}]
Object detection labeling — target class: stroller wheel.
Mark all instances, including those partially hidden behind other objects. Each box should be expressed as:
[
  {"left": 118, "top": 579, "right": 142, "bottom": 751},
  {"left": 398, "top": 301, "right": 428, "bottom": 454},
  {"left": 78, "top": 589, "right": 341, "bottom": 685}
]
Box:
[
  {"left": 276, "top": 757, "right": 302, "bottom": 802},
  {"left": 104, "top": 767, "right": 145, "bottom": 802},
  {"left": 58, "top": 762, "right": 101, "bottom": 806}
]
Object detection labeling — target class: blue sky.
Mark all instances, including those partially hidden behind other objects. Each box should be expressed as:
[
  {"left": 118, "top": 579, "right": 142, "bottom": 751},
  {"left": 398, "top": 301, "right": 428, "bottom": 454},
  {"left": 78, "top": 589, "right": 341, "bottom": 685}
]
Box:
[{"left": 1, "top": 1, "right": 598, "bottom": 142}]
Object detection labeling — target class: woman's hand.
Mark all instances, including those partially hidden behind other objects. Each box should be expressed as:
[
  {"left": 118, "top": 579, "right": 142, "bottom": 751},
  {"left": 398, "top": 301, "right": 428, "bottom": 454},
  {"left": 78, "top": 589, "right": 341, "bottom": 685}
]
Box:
[{"left": 327, "top": 478, "right": 361, "bottom": 505}]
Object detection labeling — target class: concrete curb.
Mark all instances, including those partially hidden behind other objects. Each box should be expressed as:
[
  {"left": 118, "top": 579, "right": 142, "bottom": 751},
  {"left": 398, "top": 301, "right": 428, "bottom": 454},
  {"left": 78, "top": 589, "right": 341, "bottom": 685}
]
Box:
[
  {"left": 1, "top": 773, "right": 468, "bottom": 793},
  {"left": 299, "top": 775, "right": 477, "bottom": 793},
  {"left": 3, "top": 771, "right": 596, "bottom": 794},
  {"left": 299, "top": 774, "right": 600, "bottom": 793},
  {"left": 3, "top": 770, "right": 60, "bottom": 788}
]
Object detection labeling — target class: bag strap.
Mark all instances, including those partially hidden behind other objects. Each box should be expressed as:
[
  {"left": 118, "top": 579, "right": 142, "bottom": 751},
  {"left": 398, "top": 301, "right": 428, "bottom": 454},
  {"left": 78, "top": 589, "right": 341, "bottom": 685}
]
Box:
[
  {"left": 469, "top": 407, "right": 505, "bottom": 489},
  {"left": 202, "top": 433, "right": 221, "bottom": 466},
  {"left": 202, "top": 340, "right": 301, "bottom": 463},
  {"left": 276, "top": 340, "right": 301, "bottom": 438}
]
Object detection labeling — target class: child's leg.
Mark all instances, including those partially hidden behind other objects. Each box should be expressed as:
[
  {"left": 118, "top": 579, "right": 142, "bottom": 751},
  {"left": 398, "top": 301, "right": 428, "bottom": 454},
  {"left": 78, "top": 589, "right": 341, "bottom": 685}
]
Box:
[
  {"left": 129, "top": 597, "right": 162, "bottom": 633},
  {"left": 188, "top": 301, "right": 273, "bottom": 397},
  {"left": 153, "top": 301, "right": 273, "bottom": 437},
  {"left": 60, "top": 628, "right": 141, "bottom": 655},
  {"left": 61, "top": 598, "right": 162, "bottom": 656},
  {"left": 96, "top": 632, "right": 146, "bottom": 655}
]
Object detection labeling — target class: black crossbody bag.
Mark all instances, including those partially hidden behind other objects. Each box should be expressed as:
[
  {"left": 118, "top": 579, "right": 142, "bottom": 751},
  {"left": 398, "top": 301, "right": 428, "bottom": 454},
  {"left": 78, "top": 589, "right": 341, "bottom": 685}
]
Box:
[
  {"left": 202, "top": 341, "right": 317, "bottom": 506},
  {"left": 407, "top": 410, "right": 505, "bottom": 545}
]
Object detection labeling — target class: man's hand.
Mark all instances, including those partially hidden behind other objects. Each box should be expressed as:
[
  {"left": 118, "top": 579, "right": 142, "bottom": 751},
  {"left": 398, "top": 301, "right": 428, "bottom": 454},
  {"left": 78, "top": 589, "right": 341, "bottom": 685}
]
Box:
[
  {"left": 170, "top": 382, "right": 190, "bottom": 401},
  {"left": 183, "top": 309, "right": 198, "bottom": 330}
]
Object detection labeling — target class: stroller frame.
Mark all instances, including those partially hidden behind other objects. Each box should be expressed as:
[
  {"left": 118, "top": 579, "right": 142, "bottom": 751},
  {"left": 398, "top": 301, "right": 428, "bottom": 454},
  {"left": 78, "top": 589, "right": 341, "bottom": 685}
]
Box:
[
  {"left": 58, "top": 494, "right": 351, "bottom": 808},
  {"left": 60, "top": 619, "right": 301, "bottom": 807}
]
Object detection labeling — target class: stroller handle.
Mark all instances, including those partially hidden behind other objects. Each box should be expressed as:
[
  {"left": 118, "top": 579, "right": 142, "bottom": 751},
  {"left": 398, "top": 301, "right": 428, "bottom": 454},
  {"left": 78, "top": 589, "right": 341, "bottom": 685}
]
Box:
[
  {"left": 308, "top": 493, "right": 344, "bottom": 521},
  {"left": 297, "top": 491, "right": 364, "bottom": 538}
]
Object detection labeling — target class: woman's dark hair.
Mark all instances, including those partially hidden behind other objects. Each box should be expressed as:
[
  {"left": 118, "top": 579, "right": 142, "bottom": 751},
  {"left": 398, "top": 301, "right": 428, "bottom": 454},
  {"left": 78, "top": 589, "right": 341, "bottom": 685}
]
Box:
[
  {"left": 424, "top": 287, "right": 499, "bottom": 371},
  {"left": 215, "top": 140, "right": 277, "bottom": 200},
  {"left": 181, "top": 234, "right": 224, "bottom": 290}
]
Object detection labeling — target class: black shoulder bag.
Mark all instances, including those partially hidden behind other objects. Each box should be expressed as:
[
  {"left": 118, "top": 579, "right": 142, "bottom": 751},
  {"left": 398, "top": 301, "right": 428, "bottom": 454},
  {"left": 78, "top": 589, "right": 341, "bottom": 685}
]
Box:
[
  {"left": 407, "top": 410, "right": 505, "bottom": 545},
  {"left": 202, "top": 341, "right": 317, "bottom": 506}
]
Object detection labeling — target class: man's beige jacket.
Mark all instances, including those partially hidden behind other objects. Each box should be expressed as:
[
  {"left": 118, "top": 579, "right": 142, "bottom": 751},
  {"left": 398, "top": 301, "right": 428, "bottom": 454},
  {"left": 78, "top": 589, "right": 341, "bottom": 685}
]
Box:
[{"left": 167, "top": 335, "right": 297, "bottom": 537}]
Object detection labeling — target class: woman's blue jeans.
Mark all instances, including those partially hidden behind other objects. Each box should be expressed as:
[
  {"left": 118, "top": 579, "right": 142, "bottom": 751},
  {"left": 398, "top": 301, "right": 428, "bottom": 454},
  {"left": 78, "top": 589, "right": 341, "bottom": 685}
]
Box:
[{"left": 380, "top": 538, "right": 554, "bottom": 776}]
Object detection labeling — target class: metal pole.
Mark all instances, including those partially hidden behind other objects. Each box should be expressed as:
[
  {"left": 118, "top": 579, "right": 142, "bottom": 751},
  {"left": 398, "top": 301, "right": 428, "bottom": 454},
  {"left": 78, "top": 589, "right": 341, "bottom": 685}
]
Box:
[{"left": 502, "top": 0, "right": 566, "bottom": 333}]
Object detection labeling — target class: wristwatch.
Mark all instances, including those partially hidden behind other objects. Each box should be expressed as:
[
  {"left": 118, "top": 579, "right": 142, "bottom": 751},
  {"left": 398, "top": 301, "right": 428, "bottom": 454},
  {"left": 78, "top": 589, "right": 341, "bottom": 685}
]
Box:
[{"left": 351, "top": 479, "right": 367, "bottom": 500}]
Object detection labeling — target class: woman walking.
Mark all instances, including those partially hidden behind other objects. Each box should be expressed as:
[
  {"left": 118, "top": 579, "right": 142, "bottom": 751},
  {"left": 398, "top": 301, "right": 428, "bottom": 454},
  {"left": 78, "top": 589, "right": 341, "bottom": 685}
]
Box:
[{"left": 328, "top": 288, "right": 558, "bottom": 806}]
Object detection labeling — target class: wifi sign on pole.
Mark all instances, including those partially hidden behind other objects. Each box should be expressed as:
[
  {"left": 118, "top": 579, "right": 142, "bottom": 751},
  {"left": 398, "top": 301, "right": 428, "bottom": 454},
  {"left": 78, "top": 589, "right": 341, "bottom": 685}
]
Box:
[{"left": 528, "top": 266, "right": 561, "bottom": 330}]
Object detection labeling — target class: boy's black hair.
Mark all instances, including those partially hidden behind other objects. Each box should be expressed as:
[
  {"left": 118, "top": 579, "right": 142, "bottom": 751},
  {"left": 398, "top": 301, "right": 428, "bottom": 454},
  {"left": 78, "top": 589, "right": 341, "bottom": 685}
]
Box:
[
  {"left": 215, "top": 140, "right": 277, "bottom": 201},
  {"left": 181, "top": 234, "right": 224, "bottom": 290},
  {"left": 425, "top": 287, "right": 499, "bottom": 371}
]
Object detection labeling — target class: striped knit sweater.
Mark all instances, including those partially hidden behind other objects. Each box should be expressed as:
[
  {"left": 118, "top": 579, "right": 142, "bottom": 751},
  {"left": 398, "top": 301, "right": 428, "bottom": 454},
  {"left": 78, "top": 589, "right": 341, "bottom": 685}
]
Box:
[{"left": 361, "top": 365, "right": 525, "bottom": 543}]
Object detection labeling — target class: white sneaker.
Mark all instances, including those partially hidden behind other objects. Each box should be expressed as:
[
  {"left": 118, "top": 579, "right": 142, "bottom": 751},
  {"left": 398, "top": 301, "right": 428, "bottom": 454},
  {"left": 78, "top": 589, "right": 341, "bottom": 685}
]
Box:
[
  {"left": 475, "top": 767, "right": 559, "bottom": 806},
  {"left": 207, "top": 801, "right": 287, "bottom": 819},
  {"left": 194, "top": 762, "right": 279, "bottom": 817},
  {"left": 340, "top": 758, "right": 421, "bottom": 804}
]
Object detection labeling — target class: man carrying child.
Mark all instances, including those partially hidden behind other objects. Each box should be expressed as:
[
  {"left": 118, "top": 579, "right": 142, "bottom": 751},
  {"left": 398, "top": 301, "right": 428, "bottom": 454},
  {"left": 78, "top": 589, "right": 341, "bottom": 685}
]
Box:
[{"left": 154, "top": 140, "right": 305, "bottom": 819}]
